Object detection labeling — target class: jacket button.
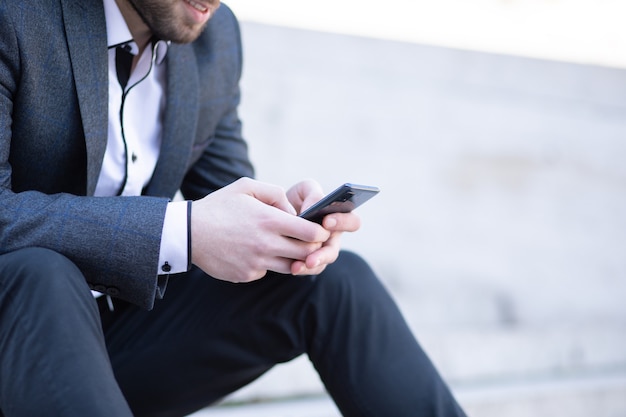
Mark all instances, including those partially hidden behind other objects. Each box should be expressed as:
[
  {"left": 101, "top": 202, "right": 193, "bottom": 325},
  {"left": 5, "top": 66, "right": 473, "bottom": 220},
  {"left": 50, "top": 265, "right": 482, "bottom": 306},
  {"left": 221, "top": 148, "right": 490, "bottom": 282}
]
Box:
[
  {"left": 94, "top": 284, "right": 106, "bottom": 293},
  {"left": 106, "top": 287, "right": 120, "bottom": 296},
  {"left": 161, "top": 262, "right": 171, "bottom": 273}
]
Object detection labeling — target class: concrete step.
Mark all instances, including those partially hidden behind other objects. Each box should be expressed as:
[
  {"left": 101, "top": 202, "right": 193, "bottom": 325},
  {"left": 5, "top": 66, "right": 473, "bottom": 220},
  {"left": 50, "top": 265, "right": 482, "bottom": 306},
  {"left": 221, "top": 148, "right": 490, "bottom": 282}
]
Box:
[
  {"left": 459, "top": 371, "right": 626, "bottom": 417},
  {"left": 184, "top": 323, "right": 626, "bottom": 405},
  {"left": 191, "top": 371, "right": 626, "bottom": 417},
  {"left": 190, "top": 396, "right": 339, "bottom": 417},
  {"left": 187, "top": 323, "right": 626, "bottom": 416}
]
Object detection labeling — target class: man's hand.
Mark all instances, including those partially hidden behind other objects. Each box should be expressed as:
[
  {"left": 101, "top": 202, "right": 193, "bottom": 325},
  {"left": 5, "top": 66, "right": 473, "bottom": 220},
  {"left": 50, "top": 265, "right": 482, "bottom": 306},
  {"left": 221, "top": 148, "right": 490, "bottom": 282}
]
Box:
[
  {"left": 287, "top": 180, "right": 361, "bottom": 276},
  {"left": 191, "top": 178, "right": 331, "bottom": 282}
]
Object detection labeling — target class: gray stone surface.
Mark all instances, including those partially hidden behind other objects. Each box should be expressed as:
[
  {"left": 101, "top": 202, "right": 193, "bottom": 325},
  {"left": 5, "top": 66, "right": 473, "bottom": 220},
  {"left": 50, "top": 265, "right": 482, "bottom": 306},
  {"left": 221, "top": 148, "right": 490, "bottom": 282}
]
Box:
[
  {"left": 193, "top": 21, "right": 626, "bottom": 415},
  {"left": 193, "top": 371, "right": 626, "bottom": 417}
]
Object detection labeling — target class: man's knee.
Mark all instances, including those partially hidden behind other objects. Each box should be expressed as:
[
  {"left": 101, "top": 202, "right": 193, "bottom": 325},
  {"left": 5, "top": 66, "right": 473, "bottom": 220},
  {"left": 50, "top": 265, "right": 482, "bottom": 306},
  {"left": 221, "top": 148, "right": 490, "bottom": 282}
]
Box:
[
  {"left": 315, "top": 250, "right": 389, "bottom": 304},
  {"left": 0, "top": 247, "right": 88, "bottom": 299}
]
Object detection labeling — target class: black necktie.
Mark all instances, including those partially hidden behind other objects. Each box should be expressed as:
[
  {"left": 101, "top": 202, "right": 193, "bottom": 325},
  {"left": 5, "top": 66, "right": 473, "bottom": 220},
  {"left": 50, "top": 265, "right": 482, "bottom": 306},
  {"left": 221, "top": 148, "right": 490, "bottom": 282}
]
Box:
[{"left": 115, "top": 44, "right": 134, "bottom": 90}]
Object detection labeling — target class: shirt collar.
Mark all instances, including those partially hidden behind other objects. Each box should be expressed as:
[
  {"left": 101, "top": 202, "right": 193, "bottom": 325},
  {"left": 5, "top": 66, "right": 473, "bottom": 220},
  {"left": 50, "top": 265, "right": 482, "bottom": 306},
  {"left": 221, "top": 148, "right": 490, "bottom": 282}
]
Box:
[
  {"left": 103, "top": 0, "right": 169, "bottom": 64},
  {"left": 103, "top": 0, "right": 135, "bottom": 51}
]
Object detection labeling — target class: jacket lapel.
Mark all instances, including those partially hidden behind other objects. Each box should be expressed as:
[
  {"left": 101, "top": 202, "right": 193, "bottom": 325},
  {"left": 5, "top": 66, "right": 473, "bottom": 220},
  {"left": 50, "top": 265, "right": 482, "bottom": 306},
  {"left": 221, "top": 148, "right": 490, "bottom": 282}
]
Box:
[
  {"left": 144, "top": 44, "right": 199, "bottom": 198},
  {"left": 61, "top": 0, "right": 199, "bottom": 199},
  {"left": 61, "top": 0, "right": 109, "bottom": 196}
]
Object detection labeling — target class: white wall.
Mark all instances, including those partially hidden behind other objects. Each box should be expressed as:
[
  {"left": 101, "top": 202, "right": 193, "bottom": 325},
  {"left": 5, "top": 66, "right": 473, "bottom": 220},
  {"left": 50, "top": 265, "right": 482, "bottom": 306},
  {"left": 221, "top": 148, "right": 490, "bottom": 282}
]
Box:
[{"left": 227, "top": 0, "right": 626, "bottom": 69}]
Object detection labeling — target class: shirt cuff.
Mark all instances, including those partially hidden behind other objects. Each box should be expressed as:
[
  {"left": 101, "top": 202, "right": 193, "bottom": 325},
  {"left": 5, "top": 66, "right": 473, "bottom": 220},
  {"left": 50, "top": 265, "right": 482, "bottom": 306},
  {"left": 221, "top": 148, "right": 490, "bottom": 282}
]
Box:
[{"left": 158, "top": 200, "right": 190, "bottom": 275}]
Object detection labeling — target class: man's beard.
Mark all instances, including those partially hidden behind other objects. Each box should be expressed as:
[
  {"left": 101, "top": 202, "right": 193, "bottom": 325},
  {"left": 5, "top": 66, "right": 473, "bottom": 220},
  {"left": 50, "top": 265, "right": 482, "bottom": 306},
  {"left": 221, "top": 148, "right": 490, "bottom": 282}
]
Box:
[{"left": 126, "top": 0, "right": 208, "bottom": 44}]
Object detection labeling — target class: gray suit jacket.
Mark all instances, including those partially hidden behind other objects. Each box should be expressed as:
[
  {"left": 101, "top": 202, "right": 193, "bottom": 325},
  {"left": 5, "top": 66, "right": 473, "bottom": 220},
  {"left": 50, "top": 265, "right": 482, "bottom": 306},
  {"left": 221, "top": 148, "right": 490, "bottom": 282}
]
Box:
[{"left": 0, "top": 0, "right": 254, "bottom": 309}]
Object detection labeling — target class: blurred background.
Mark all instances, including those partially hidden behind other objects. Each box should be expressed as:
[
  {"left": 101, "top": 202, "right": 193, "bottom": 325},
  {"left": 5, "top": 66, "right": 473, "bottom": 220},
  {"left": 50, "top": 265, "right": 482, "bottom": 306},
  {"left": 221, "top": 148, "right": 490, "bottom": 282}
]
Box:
[{"left": 198, "top": 1, "right": 626, "bottom": 415}]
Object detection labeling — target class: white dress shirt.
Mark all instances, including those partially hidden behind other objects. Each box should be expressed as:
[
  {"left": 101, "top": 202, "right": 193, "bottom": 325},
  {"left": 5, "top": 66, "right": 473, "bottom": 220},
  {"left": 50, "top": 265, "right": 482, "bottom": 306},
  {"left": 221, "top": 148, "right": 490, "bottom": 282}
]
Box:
[{"left": 98, "top": 0, "right": 189, "bottom": 278}]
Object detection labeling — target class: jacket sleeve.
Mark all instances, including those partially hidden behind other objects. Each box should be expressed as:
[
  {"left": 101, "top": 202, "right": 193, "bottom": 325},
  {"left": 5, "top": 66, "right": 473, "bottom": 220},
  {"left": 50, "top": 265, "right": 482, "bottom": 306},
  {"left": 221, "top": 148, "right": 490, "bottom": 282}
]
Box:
[
  {"left": 0, "top": 190, "right": 169, "bottom": 310},
  {"left": 0, "top": 5, "right": 167, "bottom": 310}
]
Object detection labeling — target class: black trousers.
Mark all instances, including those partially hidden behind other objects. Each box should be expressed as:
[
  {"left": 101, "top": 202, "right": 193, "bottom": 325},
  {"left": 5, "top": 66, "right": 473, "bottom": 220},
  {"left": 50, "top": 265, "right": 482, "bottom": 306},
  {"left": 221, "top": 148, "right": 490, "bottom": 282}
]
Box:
[{"left": 0, "top": 247, "right": 466, "bottom": 417}]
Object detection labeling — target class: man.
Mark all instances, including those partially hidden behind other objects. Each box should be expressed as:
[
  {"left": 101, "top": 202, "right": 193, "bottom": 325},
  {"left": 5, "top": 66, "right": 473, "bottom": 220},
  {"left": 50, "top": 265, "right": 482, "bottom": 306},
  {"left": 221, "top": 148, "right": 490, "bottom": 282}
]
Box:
[{"left": 0, "top": 0, "right": 467, "bottom": 416}]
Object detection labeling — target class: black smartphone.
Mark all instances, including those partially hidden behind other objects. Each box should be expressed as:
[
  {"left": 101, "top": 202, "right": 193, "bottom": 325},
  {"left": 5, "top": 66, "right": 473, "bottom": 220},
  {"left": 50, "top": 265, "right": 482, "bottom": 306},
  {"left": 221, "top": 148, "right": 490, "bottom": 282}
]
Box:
[{"left": 298, "top": 183, "right": 380, "bottom": 224}]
